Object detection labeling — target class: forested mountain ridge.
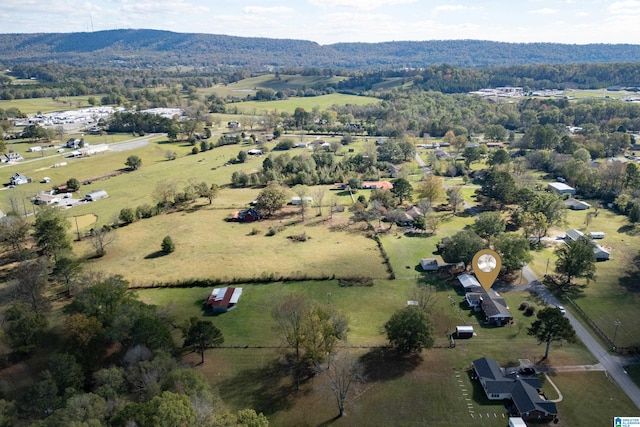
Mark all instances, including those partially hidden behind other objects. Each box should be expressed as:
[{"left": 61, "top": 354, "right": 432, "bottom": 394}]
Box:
[{"left": 1, "top": 29, "right": 640, "bottom": 69}]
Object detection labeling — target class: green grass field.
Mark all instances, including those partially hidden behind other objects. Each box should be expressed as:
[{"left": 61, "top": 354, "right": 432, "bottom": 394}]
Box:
[
  {"left": 225, "top": 93, "right": 380, "bottom": 115},
  {"left": 134, "top": 276, "right": 618, "bottom": 426},
  {"left": 0, "top": 96, "right": 100, "bottom": 115},
  {"left": 525, "top": 208, "right": 640, "bottom": 349}
]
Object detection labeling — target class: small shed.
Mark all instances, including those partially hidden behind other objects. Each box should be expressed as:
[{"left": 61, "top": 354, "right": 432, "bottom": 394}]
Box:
[
  {"left": 420, "top": 258, "right": 439, "bottom": 271},
  {"left": 455, "top": 325, "right": 474, "bottom": 338},
  {"left": 291, "top": 196, "right": 313, "bottom": 205},
  {"left": 84, "top": 190, "right": 108, "bottom": 202},
  {"left": 589, "top": 231, "right": 605, "bottom": 239},
  {"left": 593, "top": 244, "right": 610, "bottom": 261},
  {"left": 548, "top": 182, "right": 576, "bottom": 196},
  {"left": 206, "top": 287, "right": 243, "bottom": 313},
  {"left": 509, "top": 417, "right": 527, "bottom": 427},
  {"left": 564, "top": 198, "right": 590, "bottom": 210}
]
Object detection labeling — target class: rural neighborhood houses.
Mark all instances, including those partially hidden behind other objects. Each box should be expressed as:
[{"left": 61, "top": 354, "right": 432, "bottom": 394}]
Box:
[
  {"left": 565, "top": 229, "right": 610, "bottom": 260},
  {"left": 472, "top": 357, "right": 558, "bottom": 423},
  {"left": 1, "top": 152, "right": 23, "bottom": 163},
  {"left": 230, "top": 208, "right": 261, "bottom": 222},
  {"left": 459, "top": 274, "right": 513, "bottom": 326},
  {"left": 9, "top": 173, "right": 30, "bottom": 186}
]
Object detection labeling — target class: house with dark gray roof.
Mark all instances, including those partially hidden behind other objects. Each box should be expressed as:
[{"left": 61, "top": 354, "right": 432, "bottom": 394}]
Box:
[{"left": 472, "top": 357, "right": 558, "bottom": 423}]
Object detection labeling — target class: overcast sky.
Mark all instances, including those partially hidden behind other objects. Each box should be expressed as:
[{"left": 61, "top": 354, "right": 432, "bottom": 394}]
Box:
[{"left": 2, "top": 0, "right": 640, "bottom": 45}]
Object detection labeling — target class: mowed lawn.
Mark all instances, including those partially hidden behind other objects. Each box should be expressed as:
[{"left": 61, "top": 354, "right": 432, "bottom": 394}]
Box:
[
  {"left": 76, "top": 208, "right": 389, "bottom": 286},
  {"left": 529, "top": 208, "right": 640, "bottom": 349},
  {"left": 134, "top": 276, "right": 621, "bottom": 426}
]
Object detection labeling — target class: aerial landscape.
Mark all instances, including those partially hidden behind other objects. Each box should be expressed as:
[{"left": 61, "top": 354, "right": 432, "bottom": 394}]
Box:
[{"left": 1, "top": 1, "right": 640, "bottom": 427}]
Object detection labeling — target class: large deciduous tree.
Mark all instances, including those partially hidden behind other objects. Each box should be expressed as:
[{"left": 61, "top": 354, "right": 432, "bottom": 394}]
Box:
[
  {"left": 322, "top": 351, "right": 363, "bottom": 418},
  {"left": 555, "top": 236, "right": 597, "bottom": 286},
  {"left": 441, "top": 230, "right": 486, "bottom": 265},
  {"left": 384, "top": 306, "right": 434, "bottom": 354},
  {"left": 446, "top": 187, "right": 464, "bottom": 215},
  {"left": 255, "top": 182, "right": 288, "bottom": 217},
  {"left": 272, "top": 294, "right": 308, "bottom": 360},
  {"left": 472, "top": 211, "right": 506, "bottom": 240},
  {"left": 299, "top": 304, "right": 348, "bottom": 366},
  {"left": 494, "top": 233, "right": 533, "bottom": 273},
  {"left": 416, "top": 175, "right": 444, "bottom": 205},
  {"left": 527, "top": 307, "right": 576, "bottom": 359}
]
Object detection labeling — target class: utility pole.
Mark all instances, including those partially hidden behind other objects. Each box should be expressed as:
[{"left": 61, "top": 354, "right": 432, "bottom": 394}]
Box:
[{"left": 612, "top": 319, "right": 621, "bottom": 352}]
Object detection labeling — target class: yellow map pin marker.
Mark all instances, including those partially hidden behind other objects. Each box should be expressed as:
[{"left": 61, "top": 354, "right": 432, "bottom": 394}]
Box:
[{"left": 472, "top": 249, "right": 501, "bottom": 291}]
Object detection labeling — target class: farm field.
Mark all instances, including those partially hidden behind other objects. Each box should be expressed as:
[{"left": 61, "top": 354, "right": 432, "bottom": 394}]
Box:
[
  {"left": 0, "top": 96, "right": 100, "bottom": 115},
  {"left": 76, "top": 207, "right": 389, "bottom": 286},
  {"left": 226, "top": 93, "right": 380, "bottom": 115},
  {"left": 199, "top": 74, "right": 348, "bottom": 99}
]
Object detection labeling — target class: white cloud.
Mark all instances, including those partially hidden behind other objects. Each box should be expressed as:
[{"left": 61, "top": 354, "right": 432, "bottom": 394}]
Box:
[
  {"left": 434, "top": 5, "right": 466, "bottom": 12},
  {"left": 608, "top": 0, "right": 640, "bottom": 15},
  {"left": 308, "top": 0, "right": 416, "bottom": 11},
  {"left": 243, "top": 6, "right": 294, "bottom": 14},
  {"left": 120, "top": 1, "right": 208, "bottom": 16},
  {"left": 529, "top": 8, "right": 559, "bottom": 14}
]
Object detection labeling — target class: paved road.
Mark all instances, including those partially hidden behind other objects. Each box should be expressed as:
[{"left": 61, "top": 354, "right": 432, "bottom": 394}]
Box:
[
  {"left": 414, "top": 152, "right": 640, "bottom": 409},
  {"left": 524, "top": 270, "right": 640, "bottom": 410}
]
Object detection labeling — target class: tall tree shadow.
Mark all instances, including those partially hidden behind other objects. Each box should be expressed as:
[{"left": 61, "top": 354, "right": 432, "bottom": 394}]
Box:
[
  {"left": 358, "top": 347, "right": 422, "bottom": 383},
  {"left": 217, "top": 356, "right": 309, "bottom": 415}
]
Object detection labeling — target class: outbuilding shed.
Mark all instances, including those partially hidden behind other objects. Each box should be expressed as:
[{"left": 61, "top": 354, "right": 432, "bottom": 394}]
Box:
[
  {"left": 206, "top": 287, "right": 243, "bottom": 313},
  {"left": 84, "top": 190, "right": 108, "bottom": 202},
  {"left": 548, "top": 182, "right": 576, "bottom": 196},
  {"left": 455, "top": 326, "right": 474, "bottom": 338}
]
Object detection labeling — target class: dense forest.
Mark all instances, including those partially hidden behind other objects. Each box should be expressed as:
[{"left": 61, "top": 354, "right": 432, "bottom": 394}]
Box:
[{"left": 2, "top": 29, "right": 640, "bottom": 69}]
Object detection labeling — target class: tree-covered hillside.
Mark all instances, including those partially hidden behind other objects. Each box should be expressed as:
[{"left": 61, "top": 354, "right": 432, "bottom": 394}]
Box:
[{"left": 1, "top": 29, "right": 640, "bottom": 69}]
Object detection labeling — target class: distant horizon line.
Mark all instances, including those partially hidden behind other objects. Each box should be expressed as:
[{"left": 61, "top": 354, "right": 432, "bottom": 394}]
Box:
[{"left": 1, "top": 28, "right": 639, "bottom": 47}]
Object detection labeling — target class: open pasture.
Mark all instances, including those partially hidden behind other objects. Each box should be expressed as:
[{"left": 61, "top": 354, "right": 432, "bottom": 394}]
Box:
[
  {"left": 0, "top": 96, "right": 99, "bottom": 115},
  {"left": 76, "top": 207, "right": 389, "bottom": 286},
  {"left": 226, "top": 93, "right": 380, "bottom": 115}
]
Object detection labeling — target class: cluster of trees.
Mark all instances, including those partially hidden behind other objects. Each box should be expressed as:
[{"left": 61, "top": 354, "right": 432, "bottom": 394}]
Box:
[
  {"left": 230, "top": 139, "right": 414, "bottom": 189},
  {"left": 1, "top": 274, "right": 266, "bottom": 426},
  {"left": 119, "top": 180, "right": 219, "bottom": 225}
]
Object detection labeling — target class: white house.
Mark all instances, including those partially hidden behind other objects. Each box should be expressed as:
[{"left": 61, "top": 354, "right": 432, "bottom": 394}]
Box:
[{"left": 9, "top": 173, "right": 30, "bottom": 186}]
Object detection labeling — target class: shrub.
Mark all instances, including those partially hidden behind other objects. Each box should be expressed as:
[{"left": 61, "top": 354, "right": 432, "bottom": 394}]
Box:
[
  {"left": 524, "top": 306, "right": 536, "bottom": 316},
  {"left": 249, "top": 227, "right": 261, "bottom": 236},
  {"left": 518, "top": 302, "right": 530, "bottom": 311},
  {"left": 287, "top": 232, "right": 308, "bottom": 242},
  {"left": 119, "top": 207, "right": 135, "bottom": 224},
  {"left": 266, "top": 227, "right": 278, "bottom": 236},
  {"left": 161, "top": 236, "right": 175, "bottom": 254},
  {"left": 136, "top": 204, "right": 155, "bottom": 219}
]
